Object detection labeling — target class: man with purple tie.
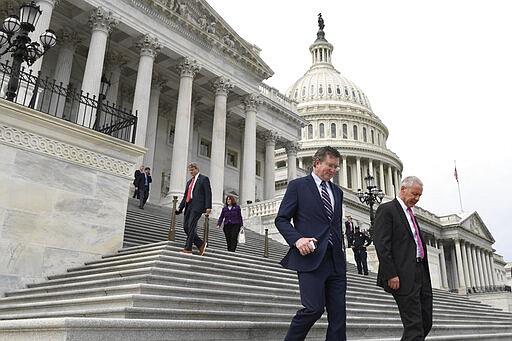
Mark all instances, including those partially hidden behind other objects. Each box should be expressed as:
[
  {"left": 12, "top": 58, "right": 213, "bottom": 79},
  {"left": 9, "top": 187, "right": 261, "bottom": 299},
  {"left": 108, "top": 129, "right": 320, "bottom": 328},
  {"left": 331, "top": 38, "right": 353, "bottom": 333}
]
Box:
[
  {"left": 275, "top": 146, "right": 346, "bottom": 341},
  {"left": 374, "top": 176, "right": 433, "bottom": 341}
]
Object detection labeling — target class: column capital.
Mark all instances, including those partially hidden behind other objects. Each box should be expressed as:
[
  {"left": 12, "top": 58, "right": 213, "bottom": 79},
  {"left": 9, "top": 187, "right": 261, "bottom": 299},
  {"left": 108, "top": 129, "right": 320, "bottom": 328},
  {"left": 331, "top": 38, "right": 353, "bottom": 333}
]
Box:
[
  {"left": 151, "top": 74, "right": 167, "bottom": 90},
  {"left": 57, "top": 29, "right": 83, "bottom": 48},
  {"left": 212, "top": 76, "right": 233, "bottom": 96},
  {"left": 89, "top": 7, "right": 119, "bottom": 34},
  {"left": 177, "top": 57, "right": 200, "bottom": 78},
  {"left": 285, "top": 141, "right": 300, "bottom": 155},
  {"left": 243, "top": 93, "right": 261, "bottom": 112},
  {"left": 136, "top": 34, "right": 161, "bottom": 58},
  {"left": 263, "top": 130, "right": 279, "bottom": 144}
]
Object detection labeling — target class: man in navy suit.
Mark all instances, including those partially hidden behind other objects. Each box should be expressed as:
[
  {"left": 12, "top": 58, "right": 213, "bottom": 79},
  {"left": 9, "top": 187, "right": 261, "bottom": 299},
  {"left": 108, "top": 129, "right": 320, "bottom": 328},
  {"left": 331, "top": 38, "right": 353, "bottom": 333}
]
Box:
[
  {"left": 176, "top": 162, "right": 211, "bottom": 255},
  {"left": 374, "top": 176, "right": 433, "bottom": 341},
  {"left": 275, "top": 146, "right": 346, "bottom": 341}
]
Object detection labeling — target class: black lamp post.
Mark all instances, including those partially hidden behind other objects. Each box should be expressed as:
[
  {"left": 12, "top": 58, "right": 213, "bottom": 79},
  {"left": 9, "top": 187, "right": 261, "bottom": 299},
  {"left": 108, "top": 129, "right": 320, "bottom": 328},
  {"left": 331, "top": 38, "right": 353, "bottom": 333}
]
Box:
[
  {"left": 357, "top": 171, "right": 385, "bottom": 239},
  {"left": 0, "top": 1, "right": 57, "bottom": 101},
  {"left": 93, "top": 73, "right": 110, "bottom": 131}
]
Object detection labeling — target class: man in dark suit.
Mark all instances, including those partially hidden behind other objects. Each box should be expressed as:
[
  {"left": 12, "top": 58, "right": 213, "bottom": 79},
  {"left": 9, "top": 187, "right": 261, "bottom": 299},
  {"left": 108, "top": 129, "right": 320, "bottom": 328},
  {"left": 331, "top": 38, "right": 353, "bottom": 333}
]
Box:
[
  {"left": 374, "top": 176, "right": 433, "bottom": 341},
  {"left": 133, "top": 165, "right": 144, "bottom": 199},
  {"left": 176, "top": 162, "right": 211, "bottom": 255},
  {"left": 345, "top": 215, "right": 355, "bottom": 247},
  {"left": 275, "top": 146, "right": 346, "bottom": 341},
  {"left": 135, "top": 167, "right": 152, "bottom": 209}
]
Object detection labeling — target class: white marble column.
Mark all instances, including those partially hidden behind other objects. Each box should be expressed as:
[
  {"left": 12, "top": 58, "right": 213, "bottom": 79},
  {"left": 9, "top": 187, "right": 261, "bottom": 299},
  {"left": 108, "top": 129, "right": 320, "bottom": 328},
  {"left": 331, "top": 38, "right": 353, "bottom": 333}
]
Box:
[
  {"left": 450, "top": 246, "right": 459, "bottom": 290},
  {"left": 209, "top": 77, "right": 233, "bottom": 211},
  {"left": 50, "top": 30, "right": 81, "bottom": 118},
  {"left": 460, "top": 241, "right": 471, "bottom": 292},
  {"left": 240, "top": 94, "right": 259, "bottom": 204},
  {"left": 356, "top": 157, "right": 362, "bottom": 190},
  {"left": 285, "top": 142, "right": 299, "bottom": 182},
  {"left": 470, "top": 245, "right": 481, "bottom": 290},
  {"left": 466, "top": 242, "right": 476, "bottom": 290},
  {"left": 387, "top": 165, "right": 394, "bottom": 196},
  {"left": 78, "top": 7, "right": 118, "bottom": 127},
  {"left": 484, "top": 251, "right": 494, "bottom": 288},
  {"left": 454, "top": 238, "right": 467, "bottom": 293},
  {"left": 438, "top": 240, "right": 449, "bottom": 289},
  {"left": 264, "top": 131, "right": 278, "bottom": 200},
  {"left": 394, "top": 169, "right": 400, "bottom": 196},
  {"left": 143, "top": 76, "right": 165, "bottom": 169},
  {"left": 341, "top": 156, "right": 348, "bottom": 188},
  {"left": 105, "top": 52, "right": 127, "bottom": 105},
  {"left": 29, "top": 0, "right": 57, "bottom": 74},
  {"left": 379, "top": 162, "right": 385, "bottom": 193},
  {"left": 132, "top": 34, "right": 161, "bottom": 148},
  {"left": 489, "top": 252, "right": 498, "bottom": 287},
  {"left": 368, "top": 159, "right": 374, "bottom": 176},
  {"left": 168, "top": 57, "right": 200, "bottom": 199},
  {"left": 476, "top": 248, "right": 486, "bottom": 290}
]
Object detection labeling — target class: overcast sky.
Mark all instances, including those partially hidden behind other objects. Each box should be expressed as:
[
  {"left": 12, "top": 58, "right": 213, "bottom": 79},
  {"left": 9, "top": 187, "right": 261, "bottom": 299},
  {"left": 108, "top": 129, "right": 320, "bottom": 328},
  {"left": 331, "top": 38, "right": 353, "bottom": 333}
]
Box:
[{"left": 207, "top": 0, "right": 512, "bottom": 262}]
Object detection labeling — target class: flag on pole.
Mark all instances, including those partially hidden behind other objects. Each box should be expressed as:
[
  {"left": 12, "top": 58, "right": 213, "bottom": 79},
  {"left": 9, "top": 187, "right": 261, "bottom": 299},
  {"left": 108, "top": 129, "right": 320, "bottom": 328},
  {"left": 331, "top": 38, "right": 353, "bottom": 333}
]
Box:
[{"left": 454, "top": 166, "right": 459, "bottom": 183}]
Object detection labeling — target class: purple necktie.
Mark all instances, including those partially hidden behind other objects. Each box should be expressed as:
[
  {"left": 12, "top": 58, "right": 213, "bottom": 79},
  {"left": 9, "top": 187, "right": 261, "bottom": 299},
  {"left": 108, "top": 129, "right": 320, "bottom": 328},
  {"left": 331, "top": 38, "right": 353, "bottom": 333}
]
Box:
[{"left": 407, "top": 207, "right": 425, "bottom": 259}]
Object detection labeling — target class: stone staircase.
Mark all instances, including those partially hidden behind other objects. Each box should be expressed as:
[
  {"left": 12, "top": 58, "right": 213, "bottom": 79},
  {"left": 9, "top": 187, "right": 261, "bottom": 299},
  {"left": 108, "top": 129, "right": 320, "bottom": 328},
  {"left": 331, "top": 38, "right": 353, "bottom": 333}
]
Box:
[{"left": 0, "top": 199, "right": 511, "bottom": 340}]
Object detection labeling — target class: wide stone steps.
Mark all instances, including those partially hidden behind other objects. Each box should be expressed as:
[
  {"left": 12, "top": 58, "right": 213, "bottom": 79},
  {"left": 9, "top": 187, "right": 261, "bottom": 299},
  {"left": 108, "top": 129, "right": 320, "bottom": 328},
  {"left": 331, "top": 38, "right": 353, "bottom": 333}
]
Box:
[{"left": 0, "top": 201, "right": 511, "bottom": 340}]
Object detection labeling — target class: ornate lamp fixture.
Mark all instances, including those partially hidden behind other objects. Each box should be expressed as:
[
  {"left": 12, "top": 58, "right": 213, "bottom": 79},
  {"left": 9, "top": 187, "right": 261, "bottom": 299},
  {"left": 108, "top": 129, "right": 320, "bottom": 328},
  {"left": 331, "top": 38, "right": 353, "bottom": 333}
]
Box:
[
  {"left": 0, "top": 1, "right": 57, "bottom": 101},
  {"left": 357, "top": 171, "right": 385, "bottom": 238}
]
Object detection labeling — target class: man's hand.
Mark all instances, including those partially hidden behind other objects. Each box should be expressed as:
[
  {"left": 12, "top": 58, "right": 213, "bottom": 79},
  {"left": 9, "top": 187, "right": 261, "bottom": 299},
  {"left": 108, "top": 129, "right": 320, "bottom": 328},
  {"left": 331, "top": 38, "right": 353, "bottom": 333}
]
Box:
[
  {"left": 294, "top": 237, "right": 318, "bottom": 256},
  {"left": 175, "top": 209, "right": 182, "bottom": 215},
  {"left": 388, "top": 276, "right": 400, "bottom": 290}
]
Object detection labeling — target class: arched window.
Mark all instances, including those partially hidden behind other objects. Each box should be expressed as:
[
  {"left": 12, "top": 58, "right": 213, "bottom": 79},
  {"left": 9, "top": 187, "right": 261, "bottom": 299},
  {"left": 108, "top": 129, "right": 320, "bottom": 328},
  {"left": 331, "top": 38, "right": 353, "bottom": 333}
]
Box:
[
  {"left": 331, "top": 123, "right": 336, "bottom": 138},
  {"left": 353, "top": 125, "right": 358, "bottom": 140},
  {"left": 319, "top": 123, "right": 325, "bottom": 138},
  {"left": 307, "top": 124, "right": 313, "bottom": 139},
  {"left": 328, "top": 85, "right": 332, "bottom": 94},
  {"left": 363, "top": 127, "right": 367, "bottom": 142},
  {"left": 347, "top": 166, "right": 352, "bottom": 188},
  {"left": 336, "top": 86, "right": 341, "bottom": 95},
  {"left": 342, "top": 124, "right": 348, "bottom": 139},
  {"left": 371, "top": 130, "right": 375, "bottom": 144}
]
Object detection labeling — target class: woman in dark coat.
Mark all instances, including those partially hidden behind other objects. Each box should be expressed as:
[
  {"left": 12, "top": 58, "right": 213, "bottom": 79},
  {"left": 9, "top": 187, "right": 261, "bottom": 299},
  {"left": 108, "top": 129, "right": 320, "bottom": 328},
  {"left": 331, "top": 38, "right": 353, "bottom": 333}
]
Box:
[{"left": 216, "top": 195, "right": 244, "bottom": 252}]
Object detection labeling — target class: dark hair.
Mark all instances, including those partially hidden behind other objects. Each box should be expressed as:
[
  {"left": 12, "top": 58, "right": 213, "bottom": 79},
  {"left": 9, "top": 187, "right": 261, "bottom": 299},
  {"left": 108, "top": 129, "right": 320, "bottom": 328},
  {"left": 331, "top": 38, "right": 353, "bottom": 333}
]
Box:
[
  {"left": 225, "top": 195, "right": 237, "bottom": 206},
  {"left": 144, "top": 167, "right": 151, "bottom": 171},
  {"left": 313, "top": 146, "right": 341, "bottom": 163},
  {"left": 188, "top": 162, "right": 199, "bottom": 170}
]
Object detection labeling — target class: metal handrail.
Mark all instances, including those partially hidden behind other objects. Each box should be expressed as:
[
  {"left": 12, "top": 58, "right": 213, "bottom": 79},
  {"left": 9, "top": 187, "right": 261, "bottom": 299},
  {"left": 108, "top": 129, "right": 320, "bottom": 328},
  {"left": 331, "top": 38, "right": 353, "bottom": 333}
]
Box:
[{"left": 0, "top": 60, "right": 137, "bottom": 143}]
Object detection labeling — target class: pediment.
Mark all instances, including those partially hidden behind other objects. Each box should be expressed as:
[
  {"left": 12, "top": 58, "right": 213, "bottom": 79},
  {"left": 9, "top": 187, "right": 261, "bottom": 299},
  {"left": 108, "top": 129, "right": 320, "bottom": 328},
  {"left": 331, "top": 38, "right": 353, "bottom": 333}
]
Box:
[
  {"left": 138, "top": 0, "right": 274, "bottom": 80},
  {"left": 459, "top": 211, "right": 494, "bottom": 242}
]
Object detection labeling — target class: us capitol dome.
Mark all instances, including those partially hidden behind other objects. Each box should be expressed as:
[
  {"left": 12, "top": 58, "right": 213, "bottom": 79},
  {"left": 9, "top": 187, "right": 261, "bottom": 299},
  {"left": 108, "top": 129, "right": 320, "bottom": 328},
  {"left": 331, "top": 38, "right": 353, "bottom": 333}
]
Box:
[{"left": 276, "top": 14, "right": 403, "bottom": 196}]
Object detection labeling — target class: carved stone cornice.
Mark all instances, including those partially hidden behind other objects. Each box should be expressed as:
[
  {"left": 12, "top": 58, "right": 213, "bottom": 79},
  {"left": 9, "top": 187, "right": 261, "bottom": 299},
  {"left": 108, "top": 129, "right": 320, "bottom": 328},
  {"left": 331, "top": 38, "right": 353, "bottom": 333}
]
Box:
[
  {"left": 89, "top": 7, "right": 119, "bottom": 34},
  {"left": 0, "top": 124, "right": 132, "bottom": 177}
]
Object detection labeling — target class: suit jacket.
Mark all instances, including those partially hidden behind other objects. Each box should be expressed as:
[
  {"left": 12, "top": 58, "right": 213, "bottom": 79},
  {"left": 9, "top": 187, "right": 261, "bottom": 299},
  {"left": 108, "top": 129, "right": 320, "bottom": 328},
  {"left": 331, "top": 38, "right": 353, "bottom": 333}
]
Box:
[
  {"left": 374, "top": 198, "right": 431, "bottom": 295},
  {"left": 135, "top": 172, "right": 152, "bottom": 188},
  {"left": 217, "top": 205, "right": 243, "bottom": 226},
  {"left": 178, "top": 174, "right": 212, "bottom": 213},
  {"left": 133, "top": 169, "right": 142, "bottom": 186},
  {"left": 275, "top": 174, "right": 345, "bottom": 272}
]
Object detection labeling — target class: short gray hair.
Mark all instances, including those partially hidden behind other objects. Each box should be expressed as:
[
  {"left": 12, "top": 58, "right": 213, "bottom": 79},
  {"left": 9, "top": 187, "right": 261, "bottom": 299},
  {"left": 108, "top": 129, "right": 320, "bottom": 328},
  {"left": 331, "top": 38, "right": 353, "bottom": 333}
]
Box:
[
  {"left": 401, "top": 176, "right": 423, "bottom": 188},
  {"left": 188, "top": 162, "right": 199, "bottom": 170}
]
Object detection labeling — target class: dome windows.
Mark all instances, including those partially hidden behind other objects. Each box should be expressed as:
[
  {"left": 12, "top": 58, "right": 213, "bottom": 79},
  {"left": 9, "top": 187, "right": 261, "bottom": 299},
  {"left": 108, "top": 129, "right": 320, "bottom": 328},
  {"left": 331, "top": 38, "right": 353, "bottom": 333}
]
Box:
[
  {"left": 327, "top": 85, "right": 332, "bottom": 95},
  {"left": 353, "top": 125, "right": 358, "bottom": 140},
  {"left": 331, "top": 123, "right": 336, "bottom": 138},
  {"left": 307, "top": 124, "right": 313, "bottom": 139},
  {"left": 363, "top": 127, "right": 367, "bottom": 142},
  {"left": 319, "top": 123, "right": 325, "bottom": 138},
  {"left": 336, "top": 86, "right": 341, "bottom": 95},
  {"left": 342, "top": 124, "right": 348, "bottom": 139}
]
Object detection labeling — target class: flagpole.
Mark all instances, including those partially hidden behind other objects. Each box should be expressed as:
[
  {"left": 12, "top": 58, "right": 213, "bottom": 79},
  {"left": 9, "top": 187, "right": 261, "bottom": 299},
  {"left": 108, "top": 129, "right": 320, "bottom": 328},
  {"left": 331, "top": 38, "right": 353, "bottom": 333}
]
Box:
[{"left": 454, "top": 160, "right": 463, "bottom": 213}]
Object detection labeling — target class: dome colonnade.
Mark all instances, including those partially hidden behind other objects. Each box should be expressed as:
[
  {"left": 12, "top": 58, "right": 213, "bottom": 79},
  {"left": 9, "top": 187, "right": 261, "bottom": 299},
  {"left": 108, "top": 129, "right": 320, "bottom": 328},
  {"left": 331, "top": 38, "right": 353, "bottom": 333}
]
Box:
[{"left": 275, "top": 13, "right": 402, "bottom": 196}]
